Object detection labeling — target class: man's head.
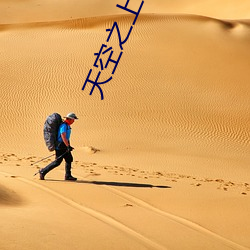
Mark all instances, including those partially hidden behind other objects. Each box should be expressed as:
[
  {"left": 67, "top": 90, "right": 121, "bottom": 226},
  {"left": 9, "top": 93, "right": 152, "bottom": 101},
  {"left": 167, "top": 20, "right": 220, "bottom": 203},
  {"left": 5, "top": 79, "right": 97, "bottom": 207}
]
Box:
[{"left": 64, "top": 112, "right": 78, "bottom": 125}]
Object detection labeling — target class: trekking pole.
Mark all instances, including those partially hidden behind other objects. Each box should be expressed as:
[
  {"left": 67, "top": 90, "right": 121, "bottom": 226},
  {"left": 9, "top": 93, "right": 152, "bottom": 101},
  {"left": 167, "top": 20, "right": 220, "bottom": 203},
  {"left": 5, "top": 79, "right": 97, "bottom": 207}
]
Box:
[
  {"left": 31, "top": 153, "right": 55, "bottom": 166},
  {"left": 33, "top": 151, "right": 69, "bottom": 176}
]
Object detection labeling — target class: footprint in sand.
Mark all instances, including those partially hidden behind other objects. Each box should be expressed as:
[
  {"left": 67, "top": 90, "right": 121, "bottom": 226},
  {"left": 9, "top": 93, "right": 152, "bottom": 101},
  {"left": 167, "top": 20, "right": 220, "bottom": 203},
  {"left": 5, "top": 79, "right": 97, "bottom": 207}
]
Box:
[{"left": 124, "top": 203, "right": 133, "bottom": 207}]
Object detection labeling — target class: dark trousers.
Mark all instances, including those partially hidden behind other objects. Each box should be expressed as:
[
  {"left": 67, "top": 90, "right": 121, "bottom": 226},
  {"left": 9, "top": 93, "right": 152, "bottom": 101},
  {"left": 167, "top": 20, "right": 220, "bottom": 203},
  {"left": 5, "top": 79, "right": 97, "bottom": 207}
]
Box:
[{"left": 41, "top": 149, "right": 73, "bottom": 177}]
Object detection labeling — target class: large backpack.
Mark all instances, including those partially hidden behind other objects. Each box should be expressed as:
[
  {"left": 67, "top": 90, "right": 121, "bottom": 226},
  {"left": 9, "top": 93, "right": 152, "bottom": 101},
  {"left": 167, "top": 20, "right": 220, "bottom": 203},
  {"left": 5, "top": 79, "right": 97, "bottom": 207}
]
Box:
[{"left": 43, "top": 113, "right": 63, "bottom": 151}]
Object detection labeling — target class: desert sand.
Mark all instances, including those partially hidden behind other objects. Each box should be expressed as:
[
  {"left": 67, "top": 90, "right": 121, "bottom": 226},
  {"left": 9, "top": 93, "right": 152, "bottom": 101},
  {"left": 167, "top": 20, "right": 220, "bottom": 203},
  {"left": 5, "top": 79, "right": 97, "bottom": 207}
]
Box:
[{"left": 0, "top": 1, "right": 250, "bottom": 249}]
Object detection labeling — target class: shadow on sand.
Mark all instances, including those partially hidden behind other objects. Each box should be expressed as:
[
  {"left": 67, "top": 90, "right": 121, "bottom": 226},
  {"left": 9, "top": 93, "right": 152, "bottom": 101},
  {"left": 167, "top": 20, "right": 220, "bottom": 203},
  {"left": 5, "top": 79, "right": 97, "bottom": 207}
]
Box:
[
  {"left": 79, "top": 180, "right": 171, "bottom": 189},
  {"left": 47, "top": 179, "right": 171, "bottom": 189}
]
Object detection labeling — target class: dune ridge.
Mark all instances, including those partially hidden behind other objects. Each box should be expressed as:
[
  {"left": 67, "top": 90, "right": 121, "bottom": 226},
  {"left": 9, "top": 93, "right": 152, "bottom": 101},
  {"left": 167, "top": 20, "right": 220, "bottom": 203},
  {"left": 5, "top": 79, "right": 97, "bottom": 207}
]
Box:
[
  {"left": 1, "top": 13, "right": 250, "bottom": 30},
  {"left": 1, "top": 0, "right": 250, "bottom": 24}
]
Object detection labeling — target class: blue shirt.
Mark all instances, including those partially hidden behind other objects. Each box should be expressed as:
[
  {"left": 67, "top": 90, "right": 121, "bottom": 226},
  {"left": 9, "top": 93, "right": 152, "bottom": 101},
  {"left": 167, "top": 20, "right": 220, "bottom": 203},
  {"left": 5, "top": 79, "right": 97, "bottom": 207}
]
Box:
[{"left": 57, "top": 122, "right": 71, "bottom": 143}]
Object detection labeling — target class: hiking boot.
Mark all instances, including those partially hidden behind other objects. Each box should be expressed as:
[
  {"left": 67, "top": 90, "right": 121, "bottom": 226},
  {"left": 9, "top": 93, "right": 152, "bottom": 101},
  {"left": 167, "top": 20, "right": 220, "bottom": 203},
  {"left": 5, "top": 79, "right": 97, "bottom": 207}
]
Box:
[
  {"left": 39, "top": 170, "right": 45, "bottom": 180},
  {"left": 65, "top": 175, "right": 77, "bottom": 181}
]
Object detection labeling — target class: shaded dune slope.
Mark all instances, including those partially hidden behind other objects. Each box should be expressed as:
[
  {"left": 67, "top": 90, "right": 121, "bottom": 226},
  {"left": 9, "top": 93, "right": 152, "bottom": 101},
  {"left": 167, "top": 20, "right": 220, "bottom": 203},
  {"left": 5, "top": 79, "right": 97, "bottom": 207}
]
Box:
[{"left": 0, "top": 184, "right": 23, "bottom": 206}]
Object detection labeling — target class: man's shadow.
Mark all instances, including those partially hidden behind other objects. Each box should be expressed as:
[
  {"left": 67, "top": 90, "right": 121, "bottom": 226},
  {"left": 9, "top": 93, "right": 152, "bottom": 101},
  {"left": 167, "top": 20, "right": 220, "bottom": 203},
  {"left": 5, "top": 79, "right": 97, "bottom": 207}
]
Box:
[
  {"left": 46, "top": 178, "right": 171, "bottom": 188},
  {"left": 76, "top": 180, "right": 171, "bottom": 189}
]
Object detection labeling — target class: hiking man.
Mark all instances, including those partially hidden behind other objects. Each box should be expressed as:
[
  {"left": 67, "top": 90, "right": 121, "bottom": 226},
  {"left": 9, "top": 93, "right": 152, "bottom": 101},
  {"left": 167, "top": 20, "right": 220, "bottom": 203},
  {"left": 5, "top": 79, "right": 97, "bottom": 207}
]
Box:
[{"left": 39, "top": 112, "right": 78, "bottom": 181}]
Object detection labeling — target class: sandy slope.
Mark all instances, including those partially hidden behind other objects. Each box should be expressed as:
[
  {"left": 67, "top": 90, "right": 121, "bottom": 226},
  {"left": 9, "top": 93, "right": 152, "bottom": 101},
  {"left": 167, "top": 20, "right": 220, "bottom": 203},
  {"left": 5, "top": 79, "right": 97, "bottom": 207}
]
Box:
[
  {"left": 0, "top": 159, "right": 250, "bottom": 250},
  {"left": 1, "top": 0, "right": 250, "bottom": 24},
  {"left": 1, "top": 3, "right": 250, "bottom": 250},
  {"left": 1, "top": 14, "right": 250, "bottom": 179}
]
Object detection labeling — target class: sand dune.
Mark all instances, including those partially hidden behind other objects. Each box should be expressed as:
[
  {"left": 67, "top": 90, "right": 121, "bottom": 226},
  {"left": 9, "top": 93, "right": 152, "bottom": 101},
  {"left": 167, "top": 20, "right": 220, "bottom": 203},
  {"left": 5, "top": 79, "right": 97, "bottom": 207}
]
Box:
[
  {"left": 1, "top": 14, "right": 249, "bottom": 179},
  {"left": 1, "top": 3, "right": 250, "bottom": 250},
  {"left": 1, "top": 0, "right": 250, "bottom": 24}
]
